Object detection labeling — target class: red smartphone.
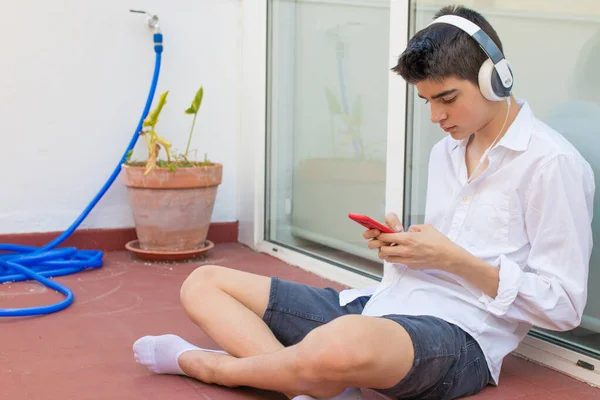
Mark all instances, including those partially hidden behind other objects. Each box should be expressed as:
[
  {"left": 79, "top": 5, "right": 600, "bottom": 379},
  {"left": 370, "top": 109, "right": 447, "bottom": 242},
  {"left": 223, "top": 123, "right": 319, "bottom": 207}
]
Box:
[{"left": 348, "top": 213, "right": 394, "bottom": 233}]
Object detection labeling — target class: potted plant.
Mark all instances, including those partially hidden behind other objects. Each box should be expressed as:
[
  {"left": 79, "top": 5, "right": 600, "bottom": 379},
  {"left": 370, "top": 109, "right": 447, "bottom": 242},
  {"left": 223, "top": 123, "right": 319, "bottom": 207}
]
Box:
[{"left": 121, "top": 87, "right": 222, "bottom": 261}]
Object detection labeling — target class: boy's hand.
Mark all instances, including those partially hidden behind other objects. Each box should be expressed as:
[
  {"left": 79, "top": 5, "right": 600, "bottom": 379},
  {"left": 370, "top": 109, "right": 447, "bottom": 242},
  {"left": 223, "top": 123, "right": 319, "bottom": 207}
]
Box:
[
  {"left": 376, "top": 224, "right": 463, "bottom": 271},
  {"left": 363, "top": 213, "right": 404, "bottom": 249}
]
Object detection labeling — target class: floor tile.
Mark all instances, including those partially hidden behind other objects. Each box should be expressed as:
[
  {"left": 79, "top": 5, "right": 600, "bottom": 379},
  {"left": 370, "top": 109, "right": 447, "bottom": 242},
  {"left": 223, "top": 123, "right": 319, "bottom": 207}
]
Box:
[{"left": 3, "top": 243, "right": 600, "bottom": 399}]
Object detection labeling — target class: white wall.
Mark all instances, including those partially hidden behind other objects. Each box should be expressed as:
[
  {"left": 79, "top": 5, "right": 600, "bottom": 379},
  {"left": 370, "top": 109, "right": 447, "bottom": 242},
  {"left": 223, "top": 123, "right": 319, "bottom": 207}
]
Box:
[{"left": 0, "top": 0, "right": 241, "bottom": 234}]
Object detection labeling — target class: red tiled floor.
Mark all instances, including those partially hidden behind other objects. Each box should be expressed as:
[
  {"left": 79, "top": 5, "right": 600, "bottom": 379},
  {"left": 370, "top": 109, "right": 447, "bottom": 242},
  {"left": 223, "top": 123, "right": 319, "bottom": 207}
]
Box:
[{"left": 2, "top": 243, "right": 600, "bottom": 399}]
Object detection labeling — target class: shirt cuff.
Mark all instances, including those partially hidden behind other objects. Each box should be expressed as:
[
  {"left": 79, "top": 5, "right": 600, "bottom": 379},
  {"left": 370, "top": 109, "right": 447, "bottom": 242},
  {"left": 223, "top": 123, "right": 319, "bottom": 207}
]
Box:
[
  {"left": 478, "top": 254, "right": 525, "bottom": 316},
  {"left": 339, "top": 285, "right": 377, "bottom": 307}
]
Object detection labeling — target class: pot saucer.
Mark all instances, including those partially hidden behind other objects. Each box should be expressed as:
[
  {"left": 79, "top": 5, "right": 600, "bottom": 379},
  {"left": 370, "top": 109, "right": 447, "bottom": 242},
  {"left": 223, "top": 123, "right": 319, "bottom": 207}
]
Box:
[{"left": 125, "top": 240, "right": 214, "bottom": 262}]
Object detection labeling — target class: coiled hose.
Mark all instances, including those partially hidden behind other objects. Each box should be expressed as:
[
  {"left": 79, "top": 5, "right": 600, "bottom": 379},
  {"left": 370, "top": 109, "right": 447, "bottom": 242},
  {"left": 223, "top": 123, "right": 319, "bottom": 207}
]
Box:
[{"left": 0, "top": 33, "right": 163, "bottom": 317}]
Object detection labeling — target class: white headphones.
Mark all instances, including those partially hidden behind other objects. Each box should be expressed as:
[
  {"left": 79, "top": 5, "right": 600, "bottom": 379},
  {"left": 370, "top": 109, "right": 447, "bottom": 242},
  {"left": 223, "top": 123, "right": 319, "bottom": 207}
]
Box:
[{"left": 428, "top": 15, "right": 514, "bottom": 102}]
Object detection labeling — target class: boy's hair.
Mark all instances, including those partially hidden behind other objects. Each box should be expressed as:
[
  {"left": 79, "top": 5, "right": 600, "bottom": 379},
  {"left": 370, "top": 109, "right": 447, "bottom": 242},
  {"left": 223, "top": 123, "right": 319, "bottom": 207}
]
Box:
[{"left": 392, "top": 5, "right": 503, "bottom": 86}]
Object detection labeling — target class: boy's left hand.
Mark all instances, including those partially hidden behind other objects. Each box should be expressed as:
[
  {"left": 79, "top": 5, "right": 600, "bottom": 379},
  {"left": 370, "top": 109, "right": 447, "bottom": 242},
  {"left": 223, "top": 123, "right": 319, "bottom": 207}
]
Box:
[{"left": 376, "top": 224, "right": 461, "bottom": 271}]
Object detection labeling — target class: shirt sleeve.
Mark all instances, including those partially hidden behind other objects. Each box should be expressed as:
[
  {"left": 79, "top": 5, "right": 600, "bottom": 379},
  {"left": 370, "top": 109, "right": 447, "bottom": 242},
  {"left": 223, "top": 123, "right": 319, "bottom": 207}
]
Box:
[{"left": 479, "top": 154, "right": 595, "bottom": 331}]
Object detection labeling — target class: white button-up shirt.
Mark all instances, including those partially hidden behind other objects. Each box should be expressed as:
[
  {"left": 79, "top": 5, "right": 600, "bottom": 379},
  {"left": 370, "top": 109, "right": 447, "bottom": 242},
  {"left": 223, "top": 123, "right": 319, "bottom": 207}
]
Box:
[{"left": 339, "top": 99, "right": 595, "bottom": 384}]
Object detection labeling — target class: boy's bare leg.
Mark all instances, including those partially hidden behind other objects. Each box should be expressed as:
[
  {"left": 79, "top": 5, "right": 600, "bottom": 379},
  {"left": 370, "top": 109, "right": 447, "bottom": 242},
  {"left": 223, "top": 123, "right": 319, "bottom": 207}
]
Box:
[
  {"left": 179, "top": 265, "right": 285, "bottom": 356},
  {"left": 178, "top": 314, "right": 414, "bottom": 399},
  {"left": 136, "top": 265, "right": 413, "bottom": 397}
]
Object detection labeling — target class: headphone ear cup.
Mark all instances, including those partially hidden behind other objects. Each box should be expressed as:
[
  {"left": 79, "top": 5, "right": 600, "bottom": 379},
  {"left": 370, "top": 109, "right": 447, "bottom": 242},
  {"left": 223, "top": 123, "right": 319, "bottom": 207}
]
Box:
[{"left": 478, "top": 58, "right": 504, "bottom": 101}]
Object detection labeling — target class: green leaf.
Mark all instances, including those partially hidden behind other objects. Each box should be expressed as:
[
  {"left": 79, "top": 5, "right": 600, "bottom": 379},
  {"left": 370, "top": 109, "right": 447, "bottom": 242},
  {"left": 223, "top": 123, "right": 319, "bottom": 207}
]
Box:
[
  {"left": 125, "top": 149, "right": 133, "bottom": 163},
  {"left": 168, "top": 163, "right": 177, "bottom": 172},
  {"left": 185, "top": 87, "right": 204, "bottom": 115},
  {"left": 144, "top": 91, "right": 169, "bottom": 128},
  {"left": 325, "top": 88, "right": 342, "bottom": 114}
]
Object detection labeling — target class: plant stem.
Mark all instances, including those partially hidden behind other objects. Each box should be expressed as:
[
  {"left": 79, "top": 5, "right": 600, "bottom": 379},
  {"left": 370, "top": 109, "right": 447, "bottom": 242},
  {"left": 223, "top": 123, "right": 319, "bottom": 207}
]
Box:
[{"left": 185, "top": 112, "right": 198, "bottom": 157}]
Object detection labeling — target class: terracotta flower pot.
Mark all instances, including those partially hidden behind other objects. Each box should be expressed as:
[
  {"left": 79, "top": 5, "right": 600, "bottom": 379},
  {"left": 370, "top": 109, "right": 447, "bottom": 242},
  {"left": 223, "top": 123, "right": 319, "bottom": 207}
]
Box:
[{"left": 121, "top": 163, "right": 222, "bottom": 252}]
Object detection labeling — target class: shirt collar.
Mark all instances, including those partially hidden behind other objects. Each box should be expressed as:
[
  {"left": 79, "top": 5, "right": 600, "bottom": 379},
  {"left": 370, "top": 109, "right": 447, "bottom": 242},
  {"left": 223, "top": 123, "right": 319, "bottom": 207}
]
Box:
[{"left": 447, "top": 99, "right": 533, "bottom": 153}]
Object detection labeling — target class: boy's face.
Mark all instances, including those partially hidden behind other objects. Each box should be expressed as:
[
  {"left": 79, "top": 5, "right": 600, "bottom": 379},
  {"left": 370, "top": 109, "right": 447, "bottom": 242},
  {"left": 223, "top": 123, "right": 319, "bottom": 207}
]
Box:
[{"left": 415, "top": 76, "right": 492, "bottom": 140}]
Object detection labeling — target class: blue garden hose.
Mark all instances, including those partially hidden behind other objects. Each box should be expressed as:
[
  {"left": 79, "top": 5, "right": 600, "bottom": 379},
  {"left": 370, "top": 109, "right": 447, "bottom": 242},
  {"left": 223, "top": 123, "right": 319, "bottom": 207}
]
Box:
[{"left": 0, "top": 31, "right": 164, "bottom": 317}]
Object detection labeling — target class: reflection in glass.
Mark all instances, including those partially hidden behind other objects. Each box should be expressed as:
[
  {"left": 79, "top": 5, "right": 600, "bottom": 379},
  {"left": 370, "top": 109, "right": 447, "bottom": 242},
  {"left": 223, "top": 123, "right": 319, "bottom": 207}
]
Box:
[{"left": 266, "top": 1, "right": 391, "bottom": 277}]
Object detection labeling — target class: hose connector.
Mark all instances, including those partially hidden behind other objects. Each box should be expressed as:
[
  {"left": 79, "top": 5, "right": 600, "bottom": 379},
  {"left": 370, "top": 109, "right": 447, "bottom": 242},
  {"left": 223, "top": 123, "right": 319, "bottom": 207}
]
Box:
[{"left": 130, "top": 9, "right": 162, "bottom": 34}]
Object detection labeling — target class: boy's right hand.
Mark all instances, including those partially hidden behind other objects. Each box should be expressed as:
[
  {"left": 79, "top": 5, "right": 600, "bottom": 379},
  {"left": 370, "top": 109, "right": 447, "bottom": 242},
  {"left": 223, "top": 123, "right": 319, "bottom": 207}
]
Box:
[{"left": 363, "top": 213, "right": 404, "bottom": 249}]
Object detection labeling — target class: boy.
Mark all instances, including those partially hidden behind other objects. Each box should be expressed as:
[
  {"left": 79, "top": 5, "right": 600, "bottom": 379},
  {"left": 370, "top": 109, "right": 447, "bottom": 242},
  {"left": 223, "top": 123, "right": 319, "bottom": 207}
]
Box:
[{"left": 133, "top": 5, "right": 594, "bottom": 400}]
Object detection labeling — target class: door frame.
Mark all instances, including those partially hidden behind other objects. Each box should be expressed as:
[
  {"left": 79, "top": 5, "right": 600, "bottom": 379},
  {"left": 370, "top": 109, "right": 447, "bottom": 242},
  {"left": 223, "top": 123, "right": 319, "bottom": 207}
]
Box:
[{"left": 236, "top": 0, "right": 599, "bottom": 387}]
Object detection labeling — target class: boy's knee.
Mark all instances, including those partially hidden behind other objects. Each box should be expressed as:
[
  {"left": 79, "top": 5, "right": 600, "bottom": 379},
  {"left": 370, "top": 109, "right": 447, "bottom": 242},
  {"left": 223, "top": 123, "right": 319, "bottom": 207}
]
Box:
[
  {"left": 180, "top": 264, "right": 225, "bottom": 305},
  {"left": 297, "top": 317, "right": 376, "bottom": 380}
]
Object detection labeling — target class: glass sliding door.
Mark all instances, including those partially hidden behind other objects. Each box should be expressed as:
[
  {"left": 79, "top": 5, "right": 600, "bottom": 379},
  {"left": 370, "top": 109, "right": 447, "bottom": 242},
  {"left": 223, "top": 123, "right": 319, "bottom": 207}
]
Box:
[
  {"left": 265, "top": 0, "right": 393, "bottom": 277},
  {"left": 405, "top": 0, "right": 600, "bottom": 358}
]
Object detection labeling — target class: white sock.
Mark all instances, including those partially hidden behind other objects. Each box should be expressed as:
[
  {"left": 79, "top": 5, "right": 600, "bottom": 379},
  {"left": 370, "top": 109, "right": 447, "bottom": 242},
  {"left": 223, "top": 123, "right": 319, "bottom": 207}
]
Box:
[
  {"left": 133, "top": 334, "right": 228, "bottom": 375},
  {"left": 292, "top": 388, "right": 364, "bottom": 400}
]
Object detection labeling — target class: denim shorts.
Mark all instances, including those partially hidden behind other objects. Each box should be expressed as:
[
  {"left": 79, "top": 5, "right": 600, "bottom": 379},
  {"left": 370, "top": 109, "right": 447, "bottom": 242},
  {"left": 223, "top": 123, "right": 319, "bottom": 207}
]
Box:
[{"left": 262, "top": 277, "right": 491, "bottom": 400}]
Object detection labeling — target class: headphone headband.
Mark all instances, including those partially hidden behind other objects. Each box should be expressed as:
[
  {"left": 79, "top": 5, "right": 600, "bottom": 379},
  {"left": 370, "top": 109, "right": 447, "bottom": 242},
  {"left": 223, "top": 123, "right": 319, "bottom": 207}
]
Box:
[{"left": 428, "top": 15, "right": 513, "bottom": 89}]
